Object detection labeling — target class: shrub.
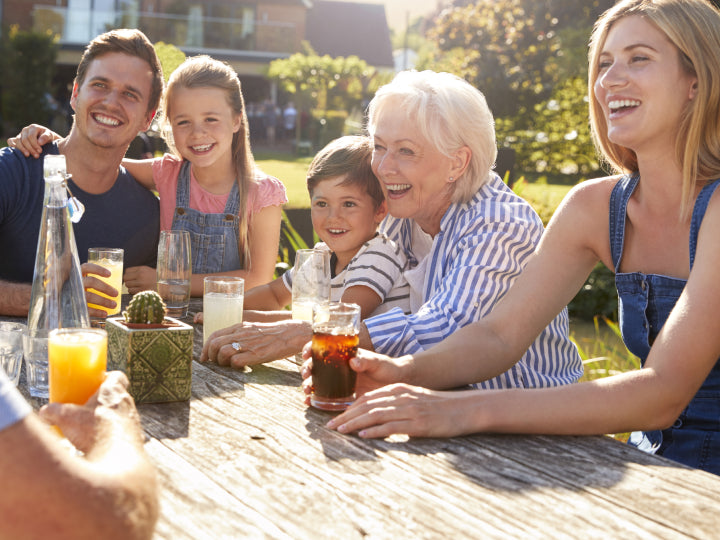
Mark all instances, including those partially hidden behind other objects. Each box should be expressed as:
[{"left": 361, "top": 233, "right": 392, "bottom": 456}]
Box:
[
  {"left": 0, "top": 26, "right": 58, "bottom": 135},
  {"left": 568, "top": 263, "right": 618, "bottom": 321}
]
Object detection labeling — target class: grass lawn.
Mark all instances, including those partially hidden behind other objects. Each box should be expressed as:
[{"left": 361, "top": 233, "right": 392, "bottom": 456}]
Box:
[{"left": 255, "top": 150, "right": 313, "bottom": 208}]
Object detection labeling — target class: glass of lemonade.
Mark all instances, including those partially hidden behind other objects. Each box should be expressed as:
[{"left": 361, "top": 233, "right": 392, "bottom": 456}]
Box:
[
  {"left": 291, "top": 249, "right": 331, "bottom": 321},
  {"left": 203, "top": 277, "right": 244, "bottom": 343},
  {"left": 87, "top": 248, "right": 124, "bottom": 316},
  {"left": 49, "top": 327, "right": 107, "bottom": 406}
]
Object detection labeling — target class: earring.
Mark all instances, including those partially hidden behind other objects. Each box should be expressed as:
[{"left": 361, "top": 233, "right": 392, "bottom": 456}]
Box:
[{"left": 449, "top": 176, "right": 454, "bottom": 182}]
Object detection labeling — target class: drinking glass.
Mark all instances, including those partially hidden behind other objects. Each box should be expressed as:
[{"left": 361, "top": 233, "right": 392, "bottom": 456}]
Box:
[
  {"left": 157, "top": 230, "right": 192, "bottom": 318},
  {"left": 0, "top": 322, "right": 26, "bottom": 386},
  {"left": 291, "top": 249, "right": 331, "bottom": 321},
  {"left": 49, "top": 327, "right": 107, "bottom": 406},
  {"left": 203, "top": 277, "right": 244, "bottom": 344},
  {"left": 87, "top": 247, "right": 124, "bottom": 316},
  {"left": 310, "top": 302, "right": 361, "bottom": 411}
]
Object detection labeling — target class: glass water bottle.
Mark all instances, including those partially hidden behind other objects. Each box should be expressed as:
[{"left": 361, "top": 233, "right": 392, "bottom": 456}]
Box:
[{"left": 23, "top": 154, "right": 90, "bottom": 399}]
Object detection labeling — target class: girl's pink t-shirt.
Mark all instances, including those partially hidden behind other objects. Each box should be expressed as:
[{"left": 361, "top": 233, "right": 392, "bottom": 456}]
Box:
[{"left": 151, "top": 154, "right": 288, "bottom": 231}]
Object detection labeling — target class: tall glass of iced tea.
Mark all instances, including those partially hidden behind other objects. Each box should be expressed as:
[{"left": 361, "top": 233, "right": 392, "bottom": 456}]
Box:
[{"left": 310, "top": 302, "right": 361, "bottom": 411}]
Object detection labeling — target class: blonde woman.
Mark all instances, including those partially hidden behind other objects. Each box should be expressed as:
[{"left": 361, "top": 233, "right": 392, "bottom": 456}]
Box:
[{"left": 314, "top": 0, "right": 720, "bottom": 475}]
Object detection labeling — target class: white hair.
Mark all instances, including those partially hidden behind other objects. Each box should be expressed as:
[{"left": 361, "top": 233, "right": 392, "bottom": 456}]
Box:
[{"left": 367, "top": 70, "right": 497, "bottom": 203}]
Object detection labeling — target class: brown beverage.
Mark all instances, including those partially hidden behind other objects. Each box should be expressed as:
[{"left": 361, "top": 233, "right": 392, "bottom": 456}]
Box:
[{"left": 311, "top": 331, "right": 359, "bottom": 401}]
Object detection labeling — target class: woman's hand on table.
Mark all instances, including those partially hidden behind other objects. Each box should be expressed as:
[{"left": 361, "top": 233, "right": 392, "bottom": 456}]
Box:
[
  {"left": 200, "top": 320, "right": 313, "bottom": 368},
  {"left": 81, "top": 262, "right": 117, "bottom": 318},
  {"left": 323, "top": 383, "right": 481, "bottom": 439},
  {"left": 123, "top": 265, "right": 157, "bottom": 295}
]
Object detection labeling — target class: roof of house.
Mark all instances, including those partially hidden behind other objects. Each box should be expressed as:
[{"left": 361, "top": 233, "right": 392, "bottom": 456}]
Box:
[{"left": 305, "top": 1, "right": 394, "bottom": 68}]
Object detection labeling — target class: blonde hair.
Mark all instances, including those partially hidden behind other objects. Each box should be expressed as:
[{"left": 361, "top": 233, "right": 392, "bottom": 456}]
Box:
[
  {"left": 161, "top": 55, "right": 255, "bottom": 269},
  {"left": 588, "top": 0, "right": 720, "bottom": 219},
  {"left": 366, "top": 70, "right": 497, "bottom": 204}
]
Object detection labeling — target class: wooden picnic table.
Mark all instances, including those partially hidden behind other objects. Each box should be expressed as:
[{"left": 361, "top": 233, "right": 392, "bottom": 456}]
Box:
[{"left": 11, "top": 297, "right": 720, "bottom": 539}]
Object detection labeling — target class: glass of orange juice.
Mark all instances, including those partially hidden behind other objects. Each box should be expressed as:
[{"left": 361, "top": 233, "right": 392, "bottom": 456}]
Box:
[
  {"left": 49, "top": 327, "right": 107, "bottom": 406},
  {"left": 87, "top": 247, "right": 124, "bottom": 316}
]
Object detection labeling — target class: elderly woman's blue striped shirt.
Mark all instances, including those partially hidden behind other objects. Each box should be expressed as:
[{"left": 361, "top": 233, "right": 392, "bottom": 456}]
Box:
[{"left": 365, "top": 174, "right": 583, "bottom": 390}]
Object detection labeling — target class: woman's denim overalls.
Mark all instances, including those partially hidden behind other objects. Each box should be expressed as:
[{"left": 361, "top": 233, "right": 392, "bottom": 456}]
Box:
[
  {"left": 611, "top": 174, "right": 720, "bottom": 474},
  {"left": 171, "top": 161, "right": 243, "bottom": 274}
]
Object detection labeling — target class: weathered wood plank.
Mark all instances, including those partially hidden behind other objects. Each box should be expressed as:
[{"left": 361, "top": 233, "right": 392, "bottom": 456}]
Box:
[
  {"left": 138, "top": 358, "right": 719, "bottom": 539},
  {"left": 11, "top": 302, "right": 720, "bottom": 539}
]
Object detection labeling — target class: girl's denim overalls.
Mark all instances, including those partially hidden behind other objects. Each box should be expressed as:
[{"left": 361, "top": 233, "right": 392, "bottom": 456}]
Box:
[
  {"left": 611, "top": 174, "right": 720, "bottom": 474},
  {"left": 171, "top": 161, "right": 243, "bottom": 274}
]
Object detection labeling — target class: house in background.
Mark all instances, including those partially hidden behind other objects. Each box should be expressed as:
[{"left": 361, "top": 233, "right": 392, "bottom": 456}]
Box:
[
  {"left": 306, "top": 1, "right": 393, "bottom": 69},
  {"left": 2, "top": 0, "right": 393, "bottom": 106}
]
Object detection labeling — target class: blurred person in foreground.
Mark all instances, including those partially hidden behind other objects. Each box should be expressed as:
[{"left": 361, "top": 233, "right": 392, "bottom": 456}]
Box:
[{"left": 0, "top": 369, "right": 158, "bottom": 539}]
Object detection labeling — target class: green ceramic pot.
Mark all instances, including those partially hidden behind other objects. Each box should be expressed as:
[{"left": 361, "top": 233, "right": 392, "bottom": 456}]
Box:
[{"left": 106, "top": 316, "right": 193, "bottom": 403}]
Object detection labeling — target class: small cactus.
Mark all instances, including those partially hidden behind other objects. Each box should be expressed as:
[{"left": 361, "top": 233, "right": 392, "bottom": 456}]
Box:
[{"left": 123, "top": 290, "right": 167, "bottom": 324}]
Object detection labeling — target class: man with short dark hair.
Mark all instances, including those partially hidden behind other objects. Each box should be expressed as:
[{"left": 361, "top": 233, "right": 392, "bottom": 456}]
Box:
[{"left": 0, "top": 29, "right": 163, "bottom": 316}]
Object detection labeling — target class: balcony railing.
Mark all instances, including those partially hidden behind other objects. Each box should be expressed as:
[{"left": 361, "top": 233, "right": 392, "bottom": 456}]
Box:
[{"left": 32, "top": 6, "right": 297, "bottom": 55}]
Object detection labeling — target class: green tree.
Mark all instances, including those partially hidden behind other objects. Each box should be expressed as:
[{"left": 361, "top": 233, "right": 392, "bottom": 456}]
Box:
[
  {"left": 419, "top": 0, "right": 613, "bottom": 122},
  {"left": 416, "top": 0, "right": 614, "bottom": 181},
  {"left": 1, "top": 26, "right": 58, "bottom": 135},
  {"left": 154, "top": 41, "right": 186, "bottom": 83},
  {"left": 497, "top": 76, "right": 598, "bottom": 179},
  {"left": 266, "top": 44, "right": 386, "bottom": 145}
]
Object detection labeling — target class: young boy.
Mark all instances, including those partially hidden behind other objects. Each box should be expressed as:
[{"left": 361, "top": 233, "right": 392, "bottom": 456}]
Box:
[{"left": 244, "top": 135, "right": 410, "bottom": 319}]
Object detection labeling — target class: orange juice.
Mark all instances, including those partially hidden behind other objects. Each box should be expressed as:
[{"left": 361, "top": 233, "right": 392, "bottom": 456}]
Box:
[
  {"left": 49, "top": 328, "right": 107, "bottom": 405},
  {"left": 87, "top": 257, "right": 123, "bottom": 315}
]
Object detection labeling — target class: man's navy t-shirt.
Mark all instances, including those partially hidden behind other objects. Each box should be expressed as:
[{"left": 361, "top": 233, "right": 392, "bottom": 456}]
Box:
[{"left": 0, "top": 143, "right": 160, "bottom": 283}]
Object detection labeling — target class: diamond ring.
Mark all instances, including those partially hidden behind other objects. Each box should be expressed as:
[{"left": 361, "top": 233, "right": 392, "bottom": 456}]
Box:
[{"left": 231, "top": 342, "right": 241, "bottom": 351}]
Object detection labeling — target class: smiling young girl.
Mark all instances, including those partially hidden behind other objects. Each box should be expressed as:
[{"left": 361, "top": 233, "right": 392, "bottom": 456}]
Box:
[
  {"left": 122, "top": 55, "right": 287, "bottom": 295},
  {"left": 12, "top": 55, "right": 287, "bottom": 296}
]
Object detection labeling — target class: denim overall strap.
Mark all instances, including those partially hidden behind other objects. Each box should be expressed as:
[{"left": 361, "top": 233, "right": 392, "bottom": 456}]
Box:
[
  {"left": 174, "top": 160, "right": 193, "bottom": 209},
  {"left": 171, "top": 161, "right": 242, "bottom": 273},
  {"left": 608, "top": 173, "right": 639, "bottom": 272},
  {"left": 689, "top": 179, "right": 720, "bottom": 269}
]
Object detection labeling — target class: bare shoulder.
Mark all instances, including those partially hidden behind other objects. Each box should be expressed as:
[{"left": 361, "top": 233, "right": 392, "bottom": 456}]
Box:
[
  {"left": 549, "top": 175, "right": 621, "bottom": 225},
  {"left": 697, "top": 180, "right": 720, "bottom": 238},
  {"left": 563, "top": 175, "right": 621, "bottom": 206},
  {"left": 545, "top": 175, "right": 622, "bottom": 266}
]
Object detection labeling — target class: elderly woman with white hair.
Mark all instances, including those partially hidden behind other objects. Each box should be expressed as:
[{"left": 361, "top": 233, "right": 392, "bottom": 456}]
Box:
[
  {"left": 338, "top": 69, "right": 582, "bottom": 389},
  {"left": 203, "top": 69, "right": 581, "bottom": 389}
]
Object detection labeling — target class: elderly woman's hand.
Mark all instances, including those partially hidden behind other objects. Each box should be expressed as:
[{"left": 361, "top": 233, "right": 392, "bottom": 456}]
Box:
[
  {"left": 300, "top": 346, "right": 411, "bottom": 405},
  {"left": 200, "top": 320, "right": 313, "bottom": 368}
]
